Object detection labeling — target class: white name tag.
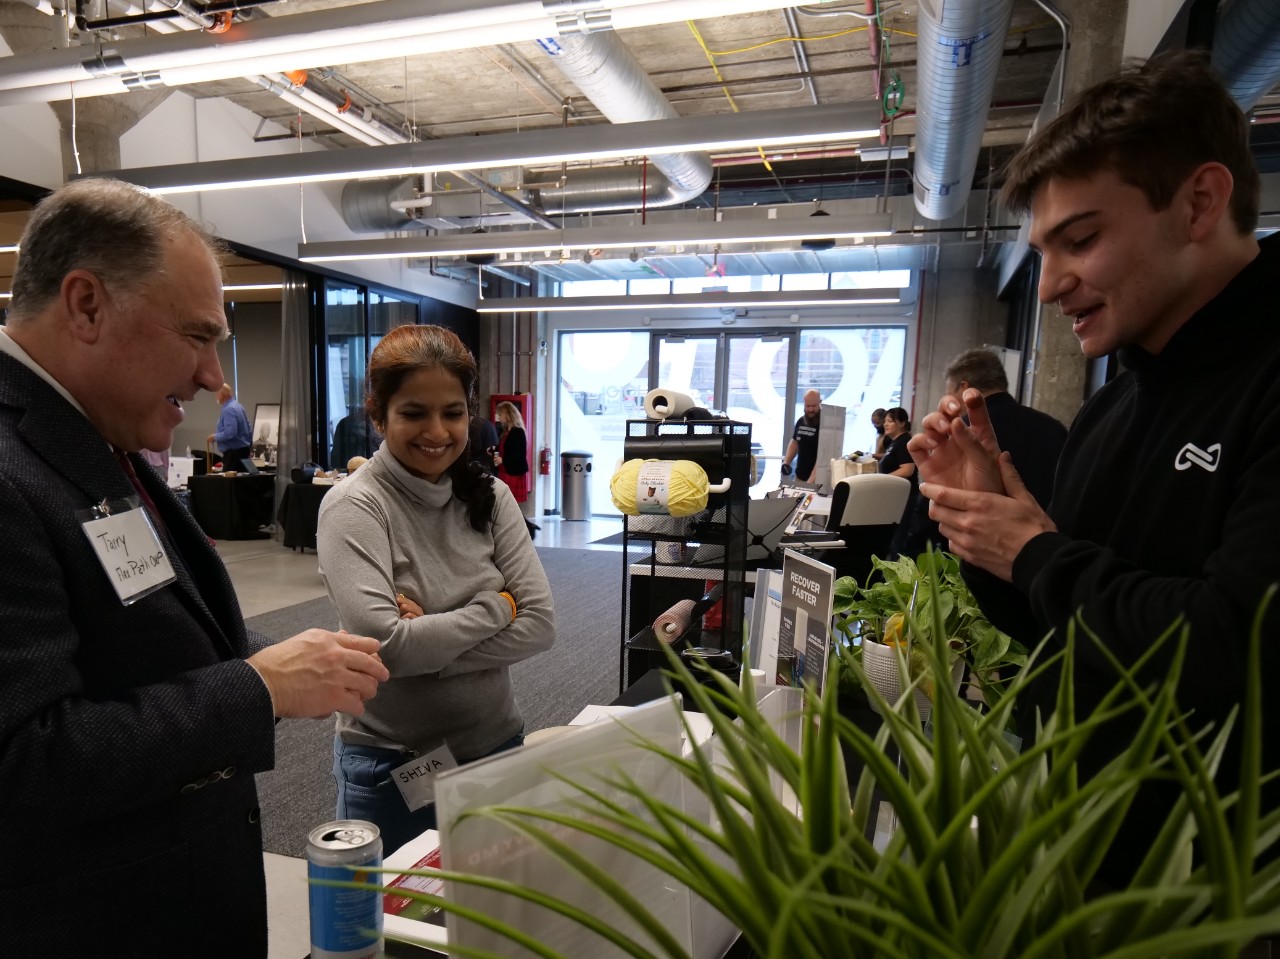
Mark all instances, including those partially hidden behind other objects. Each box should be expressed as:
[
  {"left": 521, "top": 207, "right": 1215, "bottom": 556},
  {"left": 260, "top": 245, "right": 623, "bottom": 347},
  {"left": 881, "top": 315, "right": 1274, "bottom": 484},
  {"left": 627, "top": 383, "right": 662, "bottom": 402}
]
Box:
[
  {"left": 81, "top": 499, "right": 177, "bottom": 605},
  {"left": 391, "top": 743, "right": 459, "bottom": 812}
]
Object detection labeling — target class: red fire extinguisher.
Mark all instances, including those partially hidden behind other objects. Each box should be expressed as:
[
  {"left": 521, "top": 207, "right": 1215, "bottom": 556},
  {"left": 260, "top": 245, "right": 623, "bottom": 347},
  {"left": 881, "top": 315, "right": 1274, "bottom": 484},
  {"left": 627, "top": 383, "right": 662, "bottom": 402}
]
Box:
[{"left": 539, "top": 446, "right": 552, "bottom": 476}]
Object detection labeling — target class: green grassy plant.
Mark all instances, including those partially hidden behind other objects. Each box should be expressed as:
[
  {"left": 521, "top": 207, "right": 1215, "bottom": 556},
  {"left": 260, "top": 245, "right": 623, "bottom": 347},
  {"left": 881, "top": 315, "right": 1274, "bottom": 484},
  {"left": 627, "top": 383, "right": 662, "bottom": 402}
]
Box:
[{"left": 328, "top": 564, "right": 1280, "bottom": 959}]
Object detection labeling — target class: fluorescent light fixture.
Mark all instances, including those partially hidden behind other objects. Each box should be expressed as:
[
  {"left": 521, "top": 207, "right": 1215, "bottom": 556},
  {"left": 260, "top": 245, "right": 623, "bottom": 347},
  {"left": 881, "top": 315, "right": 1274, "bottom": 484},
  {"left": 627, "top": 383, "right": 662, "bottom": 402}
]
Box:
[
  {"left": 0, "top": 291, "right": 10, "bottom": 299},
  {"left": 475, "top": 289, "right": 901, "bottom": 314},
  {"left": 223, "top": 283, "right": 284, "bottom": 292},
  {"left": 0, "top": 245, "right": 18, "bottom": 254},
  {"left": 298, "top": 213, "right": 894, "bottom": 264},
  {"left": 98, "top": 102, "right": 883, "bottom": 195}
]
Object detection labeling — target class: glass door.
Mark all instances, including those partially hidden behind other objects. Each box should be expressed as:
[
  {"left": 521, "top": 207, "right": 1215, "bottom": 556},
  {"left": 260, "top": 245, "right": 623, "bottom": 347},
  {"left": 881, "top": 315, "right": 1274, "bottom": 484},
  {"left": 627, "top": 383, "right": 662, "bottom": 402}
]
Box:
[
  {"left": 653, "top": 334, "right": 720, "bottom": 411},
  {"left": 724, "top": 333, "right": 793, "bottom": 489},
  {"left": 323, "top": 281, "right": 367, "bottom": 469}
]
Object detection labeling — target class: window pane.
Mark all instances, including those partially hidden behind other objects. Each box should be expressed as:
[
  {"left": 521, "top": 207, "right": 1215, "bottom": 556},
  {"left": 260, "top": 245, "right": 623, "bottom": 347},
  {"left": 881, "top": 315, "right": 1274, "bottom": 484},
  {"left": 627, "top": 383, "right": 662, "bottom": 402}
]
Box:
[
  {"left": 830, "top": 269, "right": 912, "bottom": 289},
  {"left": 324, "top": 281, "right": 375, "bottom": 468},
  {"left": 725, "top": 335, "right": 791, "bottom": 488},
  {"left": 558, "top": 331, "right": 652, "bottom": 516},
  {"left": 656, "top": 336, "right": 718, "bottom": 410},
  {"left": 671, "top": 275, "right": 754, "bottom": 294},
  {"left": 561, "top": 279, "right": 627, "bottom": 297},
  {"left": 795, "top": 328, "right": 907, "bottom": 458},
  {"left": 780, "top": 273, "right": 828, "bottom": 291},
  {"left": 628, "top": 278, "right": 671, "bottom": 295}
]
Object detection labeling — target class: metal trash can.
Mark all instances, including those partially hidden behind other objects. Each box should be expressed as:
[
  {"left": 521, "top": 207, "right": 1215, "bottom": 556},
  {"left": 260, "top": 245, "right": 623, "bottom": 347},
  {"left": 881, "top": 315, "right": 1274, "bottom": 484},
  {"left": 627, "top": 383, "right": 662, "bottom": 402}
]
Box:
[{"left": 560, "top": 451, "right": 593, "bottom": 520}]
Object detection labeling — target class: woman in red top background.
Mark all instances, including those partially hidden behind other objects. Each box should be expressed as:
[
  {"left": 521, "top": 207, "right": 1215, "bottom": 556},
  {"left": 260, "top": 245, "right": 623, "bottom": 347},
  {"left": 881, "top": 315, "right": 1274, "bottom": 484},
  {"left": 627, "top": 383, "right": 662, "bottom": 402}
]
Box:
[{"left": 494, "top": 400, "right": 529, "bottom": 504}]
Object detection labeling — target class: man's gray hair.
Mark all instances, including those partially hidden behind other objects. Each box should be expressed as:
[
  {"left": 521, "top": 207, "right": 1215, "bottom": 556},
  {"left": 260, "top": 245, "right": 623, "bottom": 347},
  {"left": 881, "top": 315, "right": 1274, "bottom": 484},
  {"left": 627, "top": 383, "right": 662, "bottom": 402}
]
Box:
[
  {"left": 8, "top": 178, "right": 224, "bottom": 323},
  {"left": 944, "top": 348, "right": 1008, "bottom": 393}
]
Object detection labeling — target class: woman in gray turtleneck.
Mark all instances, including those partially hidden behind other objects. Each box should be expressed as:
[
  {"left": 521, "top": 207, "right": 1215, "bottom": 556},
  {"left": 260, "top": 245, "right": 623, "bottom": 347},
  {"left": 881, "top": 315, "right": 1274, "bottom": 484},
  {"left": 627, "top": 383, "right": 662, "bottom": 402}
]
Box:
[{"left": 317, "top": 324, "right": 555, "bottom": 854}]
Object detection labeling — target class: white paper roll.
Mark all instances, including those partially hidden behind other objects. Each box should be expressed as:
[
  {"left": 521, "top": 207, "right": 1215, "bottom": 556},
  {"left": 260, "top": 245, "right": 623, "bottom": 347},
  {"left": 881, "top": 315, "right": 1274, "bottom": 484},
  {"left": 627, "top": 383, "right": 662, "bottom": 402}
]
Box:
[{"left": 643, "top": 387, "right": 695, "bottom": 420}]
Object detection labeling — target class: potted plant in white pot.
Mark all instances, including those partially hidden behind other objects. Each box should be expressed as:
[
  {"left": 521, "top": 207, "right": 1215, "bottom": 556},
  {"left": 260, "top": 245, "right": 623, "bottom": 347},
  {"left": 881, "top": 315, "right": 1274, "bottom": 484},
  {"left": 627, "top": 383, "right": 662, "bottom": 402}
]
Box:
[
  {"left": 326, "top": 565, "right": 1280, "bottom": 958},
  {"left": 831, "top": 551, "right": 1027, "bottom": 721}
]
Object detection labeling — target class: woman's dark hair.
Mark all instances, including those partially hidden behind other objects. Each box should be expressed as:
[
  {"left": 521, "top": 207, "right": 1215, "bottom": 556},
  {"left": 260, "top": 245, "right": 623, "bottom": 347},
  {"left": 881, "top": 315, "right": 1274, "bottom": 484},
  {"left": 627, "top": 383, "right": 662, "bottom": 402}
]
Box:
[
  {"left": 885, "top": 407, "right": 911, "bottom": 432},
  {"left": 365, "top": 324, "right": 495, "bottom": 532}
]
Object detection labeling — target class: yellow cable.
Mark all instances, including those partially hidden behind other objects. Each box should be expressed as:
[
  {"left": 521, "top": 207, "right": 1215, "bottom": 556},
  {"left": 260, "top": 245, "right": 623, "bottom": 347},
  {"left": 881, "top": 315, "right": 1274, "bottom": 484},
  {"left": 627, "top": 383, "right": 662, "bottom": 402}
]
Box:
[
  {"left": 686, "top": 20, "right": 773, "bottom": 172},
  {"left": 704, "top": 25, "right": 867, "bottom": 57},
  {"left": 686, "top": 19, "right": 773, "bottom": 171}
]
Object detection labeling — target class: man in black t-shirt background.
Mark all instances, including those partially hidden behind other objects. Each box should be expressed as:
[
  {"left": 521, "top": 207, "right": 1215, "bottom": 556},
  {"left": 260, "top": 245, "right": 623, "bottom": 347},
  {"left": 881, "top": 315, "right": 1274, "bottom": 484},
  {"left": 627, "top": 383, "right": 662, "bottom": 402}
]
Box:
[{"left": 781, "top": 388, "right": 821, "bottom": 483}]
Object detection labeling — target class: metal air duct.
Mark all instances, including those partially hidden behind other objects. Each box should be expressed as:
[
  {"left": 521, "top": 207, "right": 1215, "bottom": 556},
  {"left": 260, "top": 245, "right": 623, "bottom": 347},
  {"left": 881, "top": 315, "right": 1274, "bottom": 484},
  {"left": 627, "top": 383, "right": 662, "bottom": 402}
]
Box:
[
  {"left": 1212, "top": 0, "right": 1280, "bottom": 113},
  {"left": 533, "top": 29, "right": 713, "bottom": 211},
  {"left": 912, "top": 0, "right": 1014, "bottom": 221}
]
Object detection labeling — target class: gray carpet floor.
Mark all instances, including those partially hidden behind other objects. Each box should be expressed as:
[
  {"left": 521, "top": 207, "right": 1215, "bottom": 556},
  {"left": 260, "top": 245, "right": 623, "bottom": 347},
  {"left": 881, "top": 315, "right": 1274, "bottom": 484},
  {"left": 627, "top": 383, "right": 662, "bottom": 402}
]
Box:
[{"left": 249, "top": 546, "right": 622, "bottom": 857}]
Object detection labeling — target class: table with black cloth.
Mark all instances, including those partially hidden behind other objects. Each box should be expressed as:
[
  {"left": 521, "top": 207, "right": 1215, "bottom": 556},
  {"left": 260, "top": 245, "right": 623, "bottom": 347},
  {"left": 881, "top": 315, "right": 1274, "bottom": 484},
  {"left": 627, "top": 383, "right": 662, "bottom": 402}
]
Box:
[
  {"left": 187, "top": 473, "right": 275, "bottom": 540},
  {"left": 277, "top": 481, "right": 334, "bottom": 551}
]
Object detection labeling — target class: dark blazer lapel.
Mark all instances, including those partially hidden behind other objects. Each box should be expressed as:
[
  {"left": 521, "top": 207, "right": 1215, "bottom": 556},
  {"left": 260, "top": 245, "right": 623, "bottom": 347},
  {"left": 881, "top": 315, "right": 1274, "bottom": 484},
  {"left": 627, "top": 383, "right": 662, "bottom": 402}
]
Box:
[{"left": 0, "top": 355, "right": 240, "bottom": 655}]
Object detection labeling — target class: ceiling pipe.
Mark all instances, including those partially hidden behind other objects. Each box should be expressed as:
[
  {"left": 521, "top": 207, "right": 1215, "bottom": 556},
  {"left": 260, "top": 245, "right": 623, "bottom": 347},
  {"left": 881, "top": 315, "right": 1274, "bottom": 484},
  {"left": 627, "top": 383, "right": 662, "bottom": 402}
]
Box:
[
  {"left": 0, "top": 0, "right": 813, "bottom": 103},
  {"left": 782, "top": 6, "right": 819, "bottom": 105},
  {"left": 339, "top": 17, "right": 732, "bottom": 229},
  {"left": 911, "top": 0, "right": 1014, "bottom": 221},
  {"left": 532, "top": 29, "right": 713, "bottom": 211},
  {"left": 1212, "top": 0, "right": 1280, "bottom": 112}
]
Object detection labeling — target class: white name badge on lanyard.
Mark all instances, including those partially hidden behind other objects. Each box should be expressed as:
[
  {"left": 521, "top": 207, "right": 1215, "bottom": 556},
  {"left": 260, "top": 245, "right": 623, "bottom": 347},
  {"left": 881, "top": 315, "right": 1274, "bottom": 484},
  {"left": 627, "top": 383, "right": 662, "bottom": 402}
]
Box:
[
  {"left": 391, "top": 743, "right": 459, "bottom": 812},
  {"left": 79, "top": 497, "right": 177, "bottom": 605}
]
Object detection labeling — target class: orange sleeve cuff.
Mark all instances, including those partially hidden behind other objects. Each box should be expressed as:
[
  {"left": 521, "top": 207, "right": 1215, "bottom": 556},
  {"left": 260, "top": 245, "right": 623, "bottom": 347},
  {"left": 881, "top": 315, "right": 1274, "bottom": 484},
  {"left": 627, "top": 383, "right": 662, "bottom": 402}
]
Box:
[{"left": 499, "top": 590, "right": 517, "bottom": 623}]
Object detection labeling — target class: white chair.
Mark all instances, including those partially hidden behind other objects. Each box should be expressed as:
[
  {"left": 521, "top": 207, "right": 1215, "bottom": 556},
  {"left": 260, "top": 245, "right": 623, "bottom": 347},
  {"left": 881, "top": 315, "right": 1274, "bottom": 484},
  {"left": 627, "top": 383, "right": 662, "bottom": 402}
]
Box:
[
  {"left": 831, "top": 473, "right": 912, "bottom": 528},
  {"left": 825, "top": 474, "right": 913, "bottom": 581}
]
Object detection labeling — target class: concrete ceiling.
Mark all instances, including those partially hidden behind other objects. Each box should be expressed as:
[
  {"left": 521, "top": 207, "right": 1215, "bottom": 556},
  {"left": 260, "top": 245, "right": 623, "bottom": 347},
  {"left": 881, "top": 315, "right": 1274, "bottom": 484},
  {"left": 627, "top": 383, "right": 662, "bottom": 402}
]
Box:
[{"left": 1, "top": 0, "right": 1278, "bottom": 290}]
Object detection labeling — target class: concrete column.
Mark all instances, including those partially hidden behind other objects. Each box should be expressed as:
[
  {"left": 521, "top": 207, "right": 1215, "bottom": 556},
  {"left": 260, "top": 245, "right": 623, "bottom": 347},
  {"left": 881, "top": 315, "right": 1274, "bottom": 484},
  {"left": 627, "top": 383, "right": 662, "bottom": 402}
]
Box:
[
  {"left": 915, "top": 249, "right": 1008, "bottom": 420},
  {"left": 1028, "top": 0, "right": 1130, "bottom": 425},
  {"left": 0, "top": 1, "right": 170, "bottom": 181}
]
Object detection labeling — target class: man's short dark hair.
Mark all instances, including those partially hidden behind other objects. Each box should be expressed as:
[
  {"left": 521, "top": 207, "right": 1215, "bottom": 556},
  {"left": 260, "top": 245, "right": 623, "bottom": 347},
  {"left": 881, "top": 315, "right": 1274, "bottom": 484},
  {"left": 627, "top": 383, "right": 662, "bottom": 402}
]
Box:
[
  {"left": 944, "top": 348, "right": 1008, "bottom": 393},
  {"left": 9, "top": 178, "right": 224, "bottom": 322},
  {"left": 1002, "top": 50, "right": 1260, "bottom": 235}
]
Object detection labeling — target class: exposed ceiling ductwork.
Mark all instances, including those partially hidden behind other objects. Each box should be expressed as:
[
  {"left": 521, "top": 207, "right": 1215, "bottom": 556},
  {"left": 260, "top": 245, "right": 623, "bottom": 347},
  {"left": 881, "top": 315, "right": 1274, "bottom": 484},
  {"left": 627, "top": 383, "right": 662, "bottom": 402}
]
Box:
[
  {"left": 0, "top": 0, "right": 815, "bottom": 104},
  {"left": 911, "top": 0, "right": 1015, "bottom": 221},
  {"left": 1213, "top": 0, "right": 1280, "bottom": 112},
  {"left": 337, "top": 27, "right": 714, "bottom": 234},
  {"left": 531, "top": 29, "right": 712, "bottom": 211}
]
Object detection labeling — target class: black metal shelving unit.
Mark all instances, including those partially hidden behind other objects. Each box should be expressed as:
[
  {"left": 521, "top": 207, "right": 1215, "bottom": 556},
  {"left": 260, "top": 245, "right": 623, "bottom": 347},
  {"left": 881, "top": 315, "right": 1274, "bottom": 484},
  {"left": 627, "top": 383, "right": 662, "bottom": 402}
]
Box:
[{"left": 618, "top": 419, "right": 752, "bottom": 691}]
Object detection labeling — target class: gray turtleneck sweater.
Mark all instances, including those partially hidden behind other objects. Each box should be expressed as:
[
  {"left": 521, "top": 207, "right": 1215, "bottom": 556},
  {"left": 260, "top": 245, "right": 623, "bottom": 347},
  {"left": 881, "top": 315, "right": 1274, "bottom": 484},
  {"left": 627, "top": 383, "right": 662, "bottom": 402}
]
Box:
[{"left": 316, "top": 445, "right": 555, "bottom": 759}]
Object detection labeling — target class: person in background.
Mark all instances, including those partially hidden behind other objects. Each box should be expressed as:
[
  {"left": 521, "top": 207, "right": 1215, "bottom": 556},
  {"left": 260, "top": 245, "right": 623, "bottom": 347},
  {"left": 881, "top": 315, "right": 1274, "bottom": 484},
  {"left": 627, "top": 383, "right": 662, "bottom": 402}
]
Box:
[
  {"left": 495, "top": 400, "right": 530, "bottom": 505},
  {"left": 899, "top": 349, "right": 1068, "bottom": 557},
  {"left": 877, "top": 407, "right": 917, "bottom": 557},
  {"left": 908, "top": 51, "right": 1280, "bottom": 886},
  {"left": 140, "top": 446, "right": 171, "bottom": 480},
  {"left": 317, "top": 326, "right": 554, "bottom": 854},
  {"left": 332, "top": 406, "right": 376, "bottom": 467},
  {"left": 469, "top": 412, "right": 500, "bottom": 473},
  {"left": 870, "top": 407, "right": 889, "bottom": 460},
  {"left": 0, "top": 178, "right": 388, "bottom": 955},
  {"left": 207, "top": 382, "right": 252, "bottom": 469},
  {"left": 942, "top": 349, "right": 1066, "bottom": 508},
  {"left": 781, "top": 388, "right": 822, "bottom": 483}
]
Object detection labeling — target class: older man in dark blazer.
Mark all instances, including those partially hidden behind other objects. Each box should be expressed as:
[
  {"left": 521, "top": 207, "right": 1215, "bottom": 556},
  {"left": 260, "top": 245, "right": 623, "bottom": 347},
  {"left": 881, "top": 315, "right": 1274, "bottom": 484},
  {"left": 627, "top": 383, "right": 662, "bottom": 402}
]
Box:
[{"left": 0, "top": 180, "right": 389, "bottom": 955}]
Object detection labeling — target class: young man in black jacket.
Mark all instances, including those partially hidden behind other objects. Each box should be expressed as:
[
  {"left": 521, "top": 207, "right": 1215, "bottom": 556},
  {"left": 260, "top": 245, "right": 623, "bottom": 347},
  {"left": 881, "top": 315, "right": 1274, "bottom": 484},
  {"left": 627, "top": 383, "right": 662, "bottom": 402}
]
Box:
[{"left": 908, "top": 51, "right": 1280, "bottom": 885}]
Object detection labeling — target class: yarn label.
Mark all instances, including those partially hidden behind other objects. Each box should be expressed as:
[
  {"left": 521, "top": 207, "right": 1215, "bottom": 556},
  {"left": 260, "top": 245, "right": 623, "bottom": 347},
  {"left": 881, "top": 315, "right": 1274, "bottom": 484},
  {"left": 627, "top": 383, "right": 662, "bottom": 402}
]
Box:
[{"left": 635, "top": 461, "right": 673, "bottom": 514}]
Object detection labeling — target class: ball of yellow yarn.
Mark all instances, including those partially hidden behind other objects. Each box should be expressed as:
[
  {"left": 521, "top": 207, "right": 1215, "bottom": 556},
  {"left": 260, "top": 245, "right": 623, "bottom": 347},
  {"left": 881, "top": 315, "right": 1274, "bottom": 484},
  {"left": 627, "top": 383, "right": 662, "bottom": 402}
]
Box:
[{"left": 610, "top": 458, "right": 709, "bottom": 517}]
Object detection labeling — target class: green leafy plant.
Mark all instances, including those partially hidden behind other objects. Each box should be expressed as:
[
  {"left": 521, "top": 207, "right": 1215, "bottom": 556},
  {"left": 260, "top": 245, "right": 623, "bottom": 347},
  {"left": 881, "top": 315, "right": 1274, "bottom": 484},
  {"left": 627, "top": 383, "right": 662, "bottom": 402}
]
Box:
[
  {"left": 831, "top": 551, "right": 1028, "bottom": 710},
  {"left": 327, "top": 567, "right": 1280, "bottom": 959}
]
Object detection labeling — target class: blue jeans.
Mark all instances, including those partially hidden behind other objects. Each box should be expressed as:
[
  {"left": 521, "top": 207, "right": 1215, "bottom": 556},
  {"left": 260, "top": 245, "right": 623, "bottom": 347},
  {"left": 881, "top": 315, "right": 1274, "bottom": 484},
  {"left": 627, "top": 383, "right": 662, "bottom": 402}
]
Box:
[{"left": 332, "top": 732, "right": 524, "bottom": 856}]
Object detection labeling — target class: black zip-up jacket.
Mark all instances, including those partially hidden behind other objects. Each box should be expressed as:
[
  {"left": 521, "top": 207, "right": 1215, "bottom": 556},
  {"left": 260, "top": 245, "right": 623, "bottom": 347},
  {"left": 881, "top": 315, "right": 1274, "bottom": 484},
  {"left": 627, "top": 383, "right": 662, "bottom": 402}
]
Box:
[{"left": 968, "top": 234, "right": 1280, "bottom": 882}]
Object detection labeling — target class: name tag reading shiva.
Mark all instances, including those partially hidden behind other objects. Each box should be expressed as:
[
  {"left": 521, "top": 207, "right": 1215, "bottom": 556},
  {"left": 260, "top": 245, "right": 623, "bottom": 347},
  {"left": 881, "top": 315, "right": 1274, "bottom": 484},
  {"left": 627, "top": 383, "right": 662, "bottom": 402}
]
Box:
[
  {"left": 80, "top": 497, "right": 177, "bottom": 605},
  {"left": 392, "top": 743, "right": 459, "bottom": 812}
]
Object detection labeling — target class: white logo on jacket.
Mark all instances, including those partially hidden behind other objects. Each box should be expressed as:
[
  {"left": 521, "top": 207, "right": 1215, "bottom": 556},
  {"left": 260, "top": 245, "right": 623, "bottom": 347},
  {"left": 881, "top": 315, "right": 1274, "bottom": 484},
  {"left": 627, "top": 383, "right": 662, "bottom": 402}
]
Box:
[{"left": 1174, "top": 442, "right": 1222, "bottom": 473}]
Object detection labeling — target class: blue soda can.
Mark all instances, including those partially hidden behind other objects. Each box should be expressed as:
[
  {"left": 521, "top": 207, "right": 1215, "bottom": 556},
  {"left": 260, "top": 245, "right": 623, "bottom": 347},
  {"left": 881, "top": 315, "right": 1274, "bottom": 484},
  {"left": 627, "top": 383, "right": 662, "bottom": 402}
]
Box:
[{"left": 307, "top": 819, "right": 384, "bottom": 959}]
